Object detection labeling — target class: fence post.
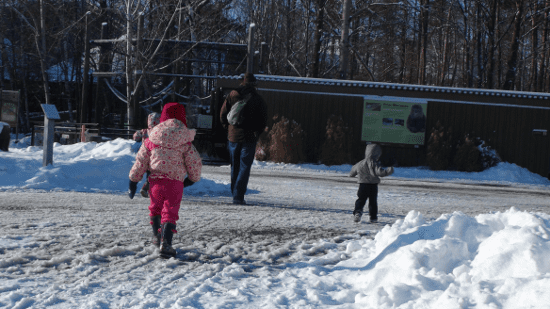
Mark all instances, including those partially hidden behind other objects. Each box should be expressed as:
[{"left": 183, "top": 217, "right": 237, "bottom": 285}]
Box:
[
  {"left": 81, "top": 124, "right": 86, "bottom": 142},
  {"left": 40, "top": 104, "right": 60, "bottom": 166},
  {"left": 247, "top": 24, "right": 256, "bottom": 73},
  {"left": 31, "top": 124, "right": 35, "bottom": 146}
]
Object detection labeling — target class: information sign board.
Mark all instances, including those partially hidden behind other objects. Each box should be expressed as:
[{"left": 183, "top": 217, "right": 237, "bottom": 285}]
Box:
[
  {"left": 0, "top": 90, "right": 20, "bottom": 126},
  {"left": 40, "top": 104, "right": 61, "bottom": 120},
  {"left": 361, "top": 96, "right": 428, "bottom": 146}
]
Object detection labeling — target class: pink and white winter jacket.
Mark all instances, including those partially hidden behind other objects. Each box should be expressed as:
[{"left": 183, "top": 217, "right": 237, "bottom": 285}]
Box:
[
  {"left": 129, "top": 118, "right": 202, "bottom": 184},
  {"left": 133, "top": 112, "right": 160, "bottom": 142}
]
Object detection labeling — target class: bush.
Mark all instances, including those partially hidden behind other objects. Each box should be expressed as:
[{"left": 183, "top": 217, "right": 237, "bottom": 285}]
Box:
[
  {"left": 453, "top": 135, "right": 482, "bottom": 172},
  {"left": 427, "top": 121, "right": 501, "bottom": 172},
  {"left": 255, "top": 115, "right": 307, "bottom": 164},
  {"left": 319, "top": 115, "right": 353, "bottom": 165},
  {"left": 477, "top": 138, "right": 501, "bottom": 169},
  {"left": 426, "top": 121, "right": 454, "bottom": 170},
  {"left": 254, "top": 128, "right": 270, "bottom": 161}
]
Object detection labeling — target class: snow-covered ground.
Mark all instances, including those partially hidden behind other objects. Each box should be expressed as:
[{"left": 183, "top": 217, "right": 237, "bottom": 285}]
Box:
[{"left": 1, "top": 136, "right": 550, "bottom": 308}]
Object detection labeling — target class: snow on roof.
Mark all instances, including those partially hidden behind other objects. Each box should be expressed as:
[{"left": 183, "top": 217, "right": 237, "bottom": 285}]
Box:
[{"left": 218, "top": 74, "right": 550, "bottom": 101}]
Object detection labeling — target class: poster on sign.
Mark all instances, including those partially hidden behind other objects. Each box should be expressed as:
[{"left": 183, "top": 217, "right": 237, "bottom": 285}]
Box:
[
  {"left": 1, "top": 90, "right": 20, "bottom": 127},
  {"left": 361, "top": 96, "right": 428, "bottom": 146}
]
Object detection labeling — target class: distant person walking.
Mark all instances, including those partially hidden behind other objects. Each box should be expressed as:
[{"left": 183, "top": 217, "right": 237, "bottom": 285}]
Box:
[
  {"left": 129, "top": 103, "right": 202, "bottom": 258},
  {"left": 133, "top": 112, "right": 160, "bottom": 197},
  {"left": 220, "top": 73, "right": 268, "bottom": 205},
  {"left": 349, "top": 144, "right": 394, "bottom": 223}
]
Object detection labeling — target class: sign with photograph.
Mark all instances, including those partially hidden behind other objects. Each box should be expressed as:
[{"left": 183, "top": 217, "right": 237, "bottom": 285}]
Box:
[
  {"left": 361, "top": 96, "right": 428, "bottom": 146},
  {"left": 1, "top": 90, "right": 20, "bottom": 126}
]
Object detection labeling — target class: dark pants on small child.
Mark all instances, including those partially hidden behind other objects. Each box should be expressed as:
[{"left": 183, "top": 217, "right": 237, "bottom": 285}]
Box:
[{"left": 354, "top": 183, "right": 378, "bottom": 220}]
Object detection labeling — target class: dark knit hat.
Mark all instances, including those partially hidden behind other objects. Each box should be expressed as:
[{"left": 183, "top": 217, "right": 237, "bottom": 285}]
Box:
[
  {"left": 160, "top": 102, "right": 187, "bottom": 126},
  {"left": 240, "top": 72, "right": 257, "bottom": 86}
]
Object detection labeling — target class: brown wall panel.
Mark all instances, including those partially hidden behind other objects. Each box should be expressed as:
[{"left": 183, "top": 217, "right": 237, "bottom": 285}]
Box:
[{"left": 217, "top": 77, "right": 550, "bottom": 177}]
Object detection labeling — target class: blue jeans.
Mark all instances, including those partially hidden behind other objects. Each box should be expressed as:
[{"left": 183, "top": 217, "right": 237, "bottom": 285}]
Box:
[{"left": 227, "top": 141, "right": 256, "bottom": 201}]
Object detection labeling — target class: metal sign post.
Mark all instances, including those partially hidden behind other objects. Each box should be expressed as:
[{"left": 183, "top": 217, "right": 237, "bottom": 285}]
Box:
[{"left": 40, "top": 104, "right": 61, "bottom": 166}]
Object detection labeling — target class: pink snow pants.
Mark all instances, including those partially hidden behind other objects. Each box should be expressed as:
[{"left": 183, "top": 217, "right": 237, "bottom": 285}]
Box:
[{"left": 148, "top": 178, "right": 184, "bottom": 225}]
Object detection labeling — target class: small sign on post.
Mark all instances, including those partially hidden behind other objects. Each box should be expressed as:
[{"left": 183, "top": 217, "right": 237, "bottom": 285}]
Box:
[{"left": 40, "top": 104, "right": 61, "bottom": 166}]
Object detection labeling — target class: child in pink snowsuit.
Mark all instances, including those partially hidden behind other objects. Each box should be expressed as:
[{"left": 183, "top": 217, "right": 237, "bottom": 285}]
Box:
[
  {"left": 129, "top": 103, "right": 202, "bottom": 258},
  {"left": 132, "top": 112, "right": 161, "bottom": 197}
]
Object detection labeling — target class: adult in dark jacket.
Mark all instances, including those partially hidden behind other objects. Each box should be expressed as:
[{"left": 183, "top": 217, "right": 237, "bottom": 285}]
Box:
[
  {"left": 0, "top": 122, "right": 10, "bottom": 152},
  {"left": 349, "top": 144, "right": 394, "bottom": 223},
  {"left": 220, "top": 73, "right": 268, "bottom": 204}
]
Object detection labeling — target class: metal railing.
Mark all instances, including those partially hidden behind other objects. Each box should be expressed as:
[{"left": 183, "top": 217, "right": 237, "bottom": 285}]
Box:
[{"left": 30, "top": 122, "right": 137, "bottom": 146}]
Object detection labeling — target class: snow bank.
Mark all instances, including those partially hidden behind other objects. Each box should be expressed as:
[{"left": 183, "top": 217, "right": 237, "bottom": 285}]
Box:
[
  {"left": 195, "top": 208, "right": 549, "bottom": 308},
  {"left": 253, "top": 160, "right": 550, "bottom": 187},
  {"left": 292, "top": 208, "right": 550, "bottom": 308},
  {"left": 1, "top": 138, "right": 231, "bottom": 195}
]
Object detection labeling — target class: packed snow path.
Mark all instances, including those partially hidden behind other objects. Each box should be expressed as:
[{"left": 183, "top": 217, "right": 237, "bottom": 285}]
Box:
[{"left": 2, "top": 165, "right": 549, "bottom": 267}]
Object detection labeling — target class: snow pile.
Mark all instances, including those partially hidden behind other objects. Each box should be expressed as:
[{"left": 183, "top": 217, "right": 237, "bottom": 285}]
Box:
[
  {"left": 1, "top": 138, "right": 232, "bottom": 196},
  {"left": 183, "top": 208, "right": 550, "bottom": 308},
  {"left": 253, "top": 160, "right": 550, "bottom": 187},
  {"left": 325, "top": 208, "right": 550, "bottom": 308}
]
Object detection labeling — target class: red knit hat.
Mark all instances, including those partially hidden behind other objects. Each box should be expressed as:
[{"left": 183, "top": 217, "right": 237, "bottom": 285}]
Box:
[{"left": 160, "top": 102, "right": 187, "bottom": 126}]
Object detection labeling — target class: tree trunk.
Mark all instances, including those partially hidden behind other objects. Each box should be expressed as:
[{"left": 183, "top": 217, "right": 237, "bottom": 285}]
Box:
[
  {"left": 63, "top": 40, "right": 74, "bottom": 122},
  {"left": 310, "top": 0, "right": 325, "bottom": 78},
  {"left": 476, "top": 3, "right": 483, "bottom": 88},
  {"left": 439, "top": 4, "right": 452, "bottom": 86},
  {"left": 284, "top": 0, "right": 293, "bottom": 75},
  {"left": 418, "top": 0, "right": 430, "bottom": 85},
  {"left": 503, "top": 1, "right": 524, "bottom": 90},
  {"left": 486, "top": 0, "right": 498, "bottom": 89},
  {"left": 339, "top": 0, "right": 351, "bottom": 79},
  {"left": 126, "top": 3, "right": 135, "bottom": 129},
  {"left": 38, "top": 0, "right": 51, "bottom": 104},
  {"left": 304, "top": 0, "right": 311, "bottom": 77},
  {"left": 80, "top": 14, "right": 90, "bottom": 124},
  {"left": 530, "top": 1, "right": 539, "bottom": 92},
  {"left": 542, "top": 0, "right": 550, "bottom": 92}
]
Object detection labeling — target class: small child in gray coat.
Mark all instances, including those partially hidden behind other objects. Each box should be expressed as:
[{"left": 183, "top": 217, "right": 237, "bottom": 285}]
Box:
[{"left": 349, "top": 144, "right": 394, "bottom": 223}]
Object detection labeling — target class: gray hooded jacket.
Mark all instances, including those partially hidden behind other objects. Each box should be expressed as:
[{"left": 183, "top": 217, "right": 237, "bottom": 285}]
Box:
[{"left": 349, "top": 144, "right": 394, "bottom": 184}]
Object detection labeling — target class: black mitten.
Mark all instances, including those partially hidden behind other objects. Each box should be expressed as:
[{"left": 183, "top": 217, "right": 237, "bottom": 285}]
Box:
[
  {"left": 183, "top": 178, "right": 195, "bottom": 187},
  {"left": 129, "top": 181, "right": 138, "bottom": 199}
]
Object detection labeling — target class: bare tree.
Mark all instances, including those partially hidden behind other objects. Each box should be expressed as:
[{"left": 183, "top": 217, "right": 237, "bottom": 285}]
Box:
[
  {"left": 503, "top": 0, "right": 525, "bottom": 90},
  {"left": 310, "top": 0, "right": 327, "bottom": 78}
]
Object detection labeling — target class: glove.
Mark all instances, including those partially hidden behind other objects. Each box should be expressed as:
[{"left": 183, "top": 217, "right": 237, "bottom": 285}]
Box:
[
  {"left": 129, "top": 181, "right": 138, "bottom": 199},
  {"left": 183, "top": 178, "right": 195, "bottom": 187}
]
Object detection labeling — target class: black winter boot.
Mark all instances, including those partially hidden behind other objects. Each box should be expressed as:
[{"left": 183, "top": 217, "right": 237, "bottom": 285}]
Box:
[
  {"left": 159, "top": 222, "right": 177, "bottom": 258},
  {"left": 150, "top": 215, "right": 161, "bottom": 247}
]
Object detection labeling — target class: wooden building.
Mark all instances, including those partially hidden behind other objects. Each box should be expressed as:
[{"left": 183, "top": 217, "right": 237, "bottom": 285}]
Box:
[{"left": 215, "top": 75, "right": 550, "bottom": 178}]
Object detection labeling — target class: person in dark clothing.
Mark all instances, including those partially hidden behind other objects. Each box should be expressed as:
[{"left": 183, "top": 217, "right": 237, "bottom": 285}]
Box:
[
  {"left": 220, "top": 73, "right": 268, "bottom": 205},
  {"left": 0, "top": 123, "right": 10, "bottom": 152},
  {"left": 349, "top": 144, "right": 394, "bottom": 223}
]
